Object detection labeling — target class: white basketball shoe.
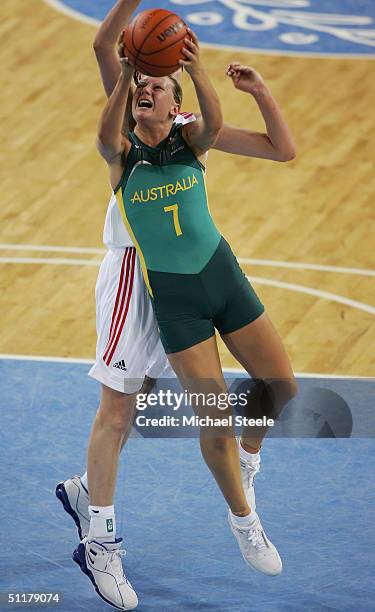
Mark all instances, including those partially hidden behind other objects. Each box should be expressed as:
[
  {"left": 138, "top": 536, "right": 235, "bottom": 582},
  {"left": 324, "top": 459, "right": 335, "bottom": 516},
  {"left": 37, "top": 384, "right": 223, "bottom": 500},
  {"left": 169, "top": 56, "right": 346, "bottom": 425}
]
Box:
[
  {"left": 228, "top": 510, "right": 282, "bottom": 576},
  {"left": 55, "top": 476, "right": 90, "bottom": 540},
  {"left": 73, "top": 537, "right": 138, "bottom": 610}
]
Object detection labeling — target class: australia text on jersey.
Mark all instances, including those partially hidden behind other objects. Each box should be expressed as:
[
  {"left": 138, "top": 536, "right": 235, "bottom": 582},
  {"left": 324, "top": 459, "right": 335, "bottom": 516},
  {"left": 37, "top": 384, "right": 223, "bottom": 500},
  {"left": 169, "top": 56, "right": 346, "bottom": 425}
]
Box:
[{"left": 130, "top": 174, "right": 199, "bottom": 204}]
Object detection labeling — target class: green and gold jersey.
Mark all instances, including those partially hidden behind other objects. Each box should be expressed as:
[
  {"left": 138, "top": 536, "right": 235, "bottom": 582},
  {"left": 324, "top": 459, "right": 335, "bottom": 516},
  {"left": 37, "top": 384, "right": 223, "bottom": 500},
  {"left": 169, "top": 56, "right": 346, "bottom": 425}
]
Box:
[{"left": 115, "top": 124, "right": 221, "bottom": 294}]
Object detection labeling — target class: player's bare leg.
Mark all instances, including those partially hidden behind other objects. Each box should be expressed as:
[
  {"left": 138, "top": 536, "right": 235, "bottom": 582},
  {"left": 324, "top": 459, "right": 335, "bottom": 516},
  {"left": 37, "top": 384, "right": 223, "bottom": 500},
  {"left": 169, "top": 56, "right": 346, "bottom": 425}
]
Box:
[
  {"left": 211, "top": 311, "right": 298, "bottom": 575},
  {"left": 57, "top": 379, "right": 155, "bottom": 610},
  {"left": 70, "top": 385, "right": 139, "bottom": 610},
  {"left": 87, "top": 384, "right": 137, "bottom": 509},
  {"left": 57, "top": 375, "right": 156, "bottom": 538},
  {"left": 168, "top": 336, "right": 282, "bottom": 574},
  {"left": 221, "top": 311, "right": 298, "bottom": 451},
  {"left": 168, "top": 335, "right": 250, "bottom": 516},
  {"left": 88, "top": 377, "right": 156, "bottom": 503}
]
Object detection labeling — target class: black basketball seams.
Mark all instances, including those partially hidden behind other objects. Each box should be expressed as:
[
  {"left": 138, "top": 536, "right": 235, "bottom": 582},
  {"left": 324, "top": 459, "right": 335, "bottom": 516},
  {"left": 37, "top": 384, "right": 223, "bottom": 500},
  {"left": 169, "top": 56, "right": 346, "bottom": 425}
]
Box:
[{"left": 137, "top": 33, "right": 187, "bottom": 57}]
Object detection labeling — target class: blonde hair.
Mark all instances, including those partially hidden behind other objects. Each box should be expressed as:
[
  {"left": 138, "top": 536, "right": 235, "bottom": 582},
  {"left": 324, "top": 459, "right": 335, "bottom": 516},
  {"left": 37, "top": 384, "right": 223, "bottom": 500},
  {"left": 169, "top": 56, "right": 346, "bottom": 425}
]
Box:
[
  {"left": 167, "top": 75, "right": 183, "bottom": 106},
  {"left": 122, "top": 88, "right": 136, "bottom": 134}
]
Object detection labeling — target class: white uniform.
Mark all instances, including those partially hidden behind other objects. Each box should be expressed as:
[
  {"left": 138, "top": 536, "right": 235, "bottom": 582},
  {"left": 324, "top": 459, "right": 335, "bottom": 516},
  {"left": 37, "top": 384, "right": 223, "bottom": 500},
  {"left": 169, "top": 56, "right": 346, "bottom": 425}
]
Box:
[{"left": 88, "top": 113, "right": 196, "bottom": 393}]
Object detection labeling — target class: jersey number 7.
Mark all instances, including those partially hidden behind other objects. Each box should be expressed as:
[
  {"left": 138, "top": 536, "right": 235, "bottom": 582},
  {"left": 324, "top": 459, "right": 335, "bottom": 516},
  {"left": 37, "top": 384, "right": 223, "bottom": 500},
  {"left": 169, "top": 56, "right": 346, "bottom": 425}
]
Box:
[{"left": 164, "top": 204, "right": 182, "bottom": 237}]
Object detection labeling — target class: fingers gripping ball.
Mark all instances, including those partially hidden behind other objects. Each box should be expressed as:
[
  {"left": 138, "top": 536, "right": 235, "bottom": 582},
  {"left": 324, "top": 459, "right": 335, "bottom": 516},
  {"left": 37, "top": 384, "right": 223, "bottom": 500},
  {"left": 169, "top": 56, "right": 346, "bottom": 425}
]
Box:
[{"left": 123, "top": 8, "right": 188, "bottom": 77}]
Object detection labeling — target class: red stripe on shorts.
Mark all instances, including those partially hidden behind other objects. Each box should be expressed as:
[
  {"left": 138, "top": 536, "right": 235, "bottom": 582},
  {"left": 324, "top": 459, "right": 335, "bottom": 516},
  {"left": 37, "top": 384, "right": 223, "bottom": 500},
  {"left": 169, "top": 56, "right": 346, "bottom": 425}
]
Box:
[
  {"left": 107, "top": 249, "right": 128, "bottom": 343},
  {"left": 102, "top": 248, "right": 133, "bottom": 364},
  {"left": 103, "top": 247, "right": 136, "bottom": 366}
]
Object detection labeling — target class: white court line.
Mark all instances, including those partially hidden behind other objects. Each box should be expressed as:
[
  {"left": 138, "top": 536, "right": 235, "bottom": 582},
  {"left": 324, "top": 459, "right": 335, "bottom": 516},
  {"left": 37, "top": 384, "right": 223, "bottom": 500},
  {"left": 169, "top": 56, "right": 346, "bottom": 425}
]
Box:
[
  {"left": 248, "top": 275, "right": 375, "bottom": 316},
  {"left": 0, "top": 257, "right": 102, "bottom": 266},
  {"left": 0, "top": 354, "right": 94, "bottom": 364},
  {"left": 224, "top": 367, "right": 373, "bottom": 380},
  {"left": 0, "top": 354, "right": 372, "bottom": 379},
  {"left": 31, "top": 551, "right": 67, "bottom": 571},
  {"left": 44, "top": 0, "right": 99, "bottom": 27},
  {"left": 0, "top": 243, "right": 105, "bottom": 254},
  {"left": 1, "top": 245, "right": 374, "bottom": 277},
  {"left": 239, "top": 258, "right": 375, "bottom": 278},
  {"left": 43, "top": 0, "right": 375, "bottom": 61},
  {"left": 0, "top": 252, "right": 373, "bottom": 314}
]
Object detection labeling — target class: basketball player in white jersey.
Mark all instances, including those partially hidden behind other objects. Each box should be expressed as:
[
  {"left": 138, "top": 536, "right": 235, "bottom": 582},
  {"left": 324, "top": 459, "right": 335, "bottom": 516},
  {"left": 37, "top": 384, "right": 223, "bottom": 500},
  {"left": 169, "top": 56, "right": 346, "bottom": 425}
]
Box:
[{"left": 55, "top": 2, "right": 296, "bottom": 609}]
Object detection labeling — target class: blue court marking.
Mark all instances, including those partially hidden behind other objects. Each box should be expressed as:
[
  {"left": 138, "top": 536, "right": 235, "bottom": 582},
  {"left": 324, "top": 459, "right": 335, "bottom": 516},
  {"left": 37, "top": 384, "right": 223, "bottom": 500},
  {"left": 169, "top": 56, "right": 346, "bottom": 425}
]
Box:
[
  {"left": 55, "top": 0, "right": 375, "bottom": 57},
  {"left": 1, "top": 358, "right": 375, "bottom": 611}
]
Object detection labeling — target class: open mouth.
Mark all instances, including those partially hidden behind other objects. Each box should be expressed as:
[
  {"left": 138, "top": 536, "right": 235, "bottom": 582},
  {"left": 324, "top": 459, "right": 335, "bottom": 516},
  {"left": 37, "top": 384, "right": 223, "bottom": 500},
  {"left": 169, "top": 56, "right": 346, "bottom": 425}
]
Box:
[{"left": 137, "top": 99, "right": 153, "bottom": 109}]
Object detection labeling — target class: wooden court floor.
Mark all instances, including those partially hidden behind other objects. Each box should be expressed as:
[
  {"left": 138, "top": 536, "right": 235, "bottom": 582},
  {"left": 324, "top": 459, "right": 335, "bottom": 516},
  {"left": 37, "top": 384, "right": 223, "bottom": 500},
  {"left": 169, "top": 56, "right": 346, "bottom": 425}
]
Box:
[{"left": 0, "top": 0, "right": 374, "bottom": 376}]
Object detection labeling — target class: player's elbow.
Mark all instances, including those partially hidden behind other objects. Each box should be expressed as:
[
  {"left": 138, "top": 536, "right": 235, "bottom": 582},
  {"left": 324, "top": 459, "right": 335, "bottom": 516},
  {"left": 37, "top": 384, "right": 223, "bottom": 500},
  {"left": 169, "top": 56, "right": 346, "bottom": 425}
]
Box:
[
  {"left": 96, "top": 136, "right": 107, "bottom": 159},
  {"left": 207, "top": 119, "right": 224, "bottom": 147},
  {"left": 93, "top": 37, "right": 110, "bottom": 59},
  {"left": 213, "top": 113, "right": 224, "bottom": 135},
  {"left": 276, "top": 144, "right": 297, "bottom": 162},
  {"left": 97, "top": 131, "right": 114, "bottom": 151},
  {"left": 284, "top": 144, "right": 297, "bottom": 161},
  {"left": 210, "top": 129, "right": 222, "bottom": 148},
  {"left": 207, "top": 106, "right": 223, "bottom": 134},
  {"left": 96, "top": 136, "right": 117, "bottom": 163},
  {"left": 195, "top": 125, "right": 222, "bottom": 153},
  {"left": 97, "top": 127, "right": 109, "bottom": 148}
]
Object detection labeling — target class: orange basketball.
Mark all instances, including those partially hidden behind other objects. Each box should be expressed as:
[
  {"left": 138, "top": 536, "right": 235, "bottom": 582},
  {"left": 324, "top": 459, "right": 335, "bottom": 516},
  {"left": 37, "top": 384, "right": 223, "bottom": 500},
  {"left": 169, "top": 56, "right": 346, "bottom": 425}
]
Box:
[{"left": 123, "top": 8, "right": 188, "bottom": 77}]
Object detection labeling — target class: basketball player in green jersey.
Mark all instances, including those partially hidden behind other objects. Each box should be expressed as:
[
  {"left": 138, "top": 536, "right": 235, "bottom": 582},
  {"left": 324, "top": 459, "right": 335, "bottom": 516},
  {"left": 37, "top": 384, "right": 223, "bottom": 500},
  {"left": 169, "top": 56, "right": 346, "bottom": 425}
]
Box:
[
  {"left": 96, "top": 27, "right": 298, "bottom": 579},
  {"left": 59, "top": 2, "right": 296, "bottom": 609}
]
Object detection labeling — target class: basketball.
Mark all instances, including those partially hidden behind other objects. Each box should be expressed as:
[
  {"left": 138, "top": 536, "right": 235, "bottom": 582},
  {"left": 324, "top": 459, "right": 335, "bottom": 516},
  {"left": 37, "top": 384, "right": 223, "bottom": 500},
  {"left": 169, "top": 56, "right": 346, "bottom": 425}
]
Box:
[{"left": 123, "top": 8, "right": 188, "bottom": 77}]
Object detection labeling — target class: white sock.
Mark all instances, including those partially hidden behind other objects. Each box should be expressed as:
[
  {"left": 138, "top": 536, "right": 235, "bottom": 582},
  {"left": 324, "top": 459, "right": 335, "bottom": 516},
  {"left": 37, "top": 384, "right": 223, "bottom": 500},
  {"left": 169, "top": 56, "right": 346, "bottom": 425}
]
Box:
[
  {"left": 230, "top": 509, "right": 258, "bottom": 529},
  {"left": 80, "top": 472, "right": 89, "bottom": 492},
  {"left": 88, "top": 505, "right": 116, "bottom": 542},
  {"left": 239, "top": 440, "right": 260, "bottom": 464}
]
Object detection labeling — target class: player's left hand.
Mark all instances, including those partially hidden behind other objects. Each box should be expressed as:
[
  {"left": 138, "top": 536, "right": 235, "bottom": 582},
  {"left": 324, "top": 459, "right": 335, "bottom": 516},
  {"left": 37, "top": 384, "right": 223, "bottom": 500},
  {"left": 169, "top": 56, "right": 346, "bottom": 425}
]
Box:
[
  {"left": 179, "top": 29, "right": 202, "bottom": 77},
  {"left": 226, "top": 63, "right": 266, "bottom": 95}
]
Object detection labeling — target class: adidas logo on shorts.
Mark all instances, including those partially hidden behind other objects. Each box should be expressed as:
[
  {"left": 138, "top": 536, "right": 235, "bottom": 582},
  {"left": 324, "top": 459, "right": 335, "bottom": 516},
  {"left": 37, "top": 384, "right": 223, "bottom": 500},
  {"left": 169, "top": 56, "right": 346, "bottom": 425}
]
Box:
[{"left": 113, "top": 360, "right": 127, "bottom": 371}]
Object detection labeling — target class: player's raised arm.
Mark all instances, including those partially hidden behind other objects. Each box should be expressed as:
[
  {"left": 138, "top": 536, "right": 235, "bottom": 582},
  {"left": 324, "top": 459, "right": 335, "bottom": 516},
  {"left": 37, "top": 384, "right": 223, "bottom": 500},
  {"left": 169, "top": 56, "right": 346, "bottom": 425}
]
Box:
[
  {"left": 180, "top": 29, "right": 223, "bottom": 156},
  {"left": 97, "top": 57, "right": 134, "bottom": 187},
  {"left": 93, "top": 0, "right": 141, "bottom": 98},
  {"left": 215, "top": 63, "right": 296, "bottom": 162}
]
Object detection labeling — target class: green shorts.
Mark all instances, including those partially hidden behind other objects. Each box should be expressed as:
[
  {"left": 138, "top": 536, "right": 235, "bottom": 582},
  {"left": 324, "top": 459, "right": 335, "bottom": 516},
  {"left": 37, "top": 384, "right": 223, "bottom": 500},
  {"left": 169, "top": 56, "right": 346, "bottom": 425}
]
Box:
[{"left": 149, "top": 236, "right": 265, "bottom": 353}]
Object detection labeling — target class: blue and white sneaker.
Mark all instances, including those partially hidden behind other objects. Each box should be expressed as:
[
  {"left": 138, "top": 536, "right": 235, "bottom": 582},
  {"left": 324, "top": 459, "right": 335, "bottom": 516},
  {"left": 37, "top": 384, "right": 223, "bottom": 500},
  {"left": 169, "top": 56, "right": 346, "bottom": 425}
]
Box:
[
  {"left": 73, "top": 537, "right": 138, "bottom": 610},
  {"left": 55, "top": 476, "right": 90, "bottom": 540}
]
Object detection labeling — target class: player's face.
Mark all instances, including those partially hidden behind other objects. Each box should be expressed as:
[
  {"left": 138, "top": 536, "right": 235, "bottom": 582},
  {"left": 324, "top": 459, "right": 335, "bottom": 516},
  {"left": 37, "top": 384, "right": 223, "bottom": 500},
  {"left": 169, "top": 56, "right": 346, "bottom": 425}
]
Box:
[{"left": 132, "top": 76, "right": 180, "bottom": 124}]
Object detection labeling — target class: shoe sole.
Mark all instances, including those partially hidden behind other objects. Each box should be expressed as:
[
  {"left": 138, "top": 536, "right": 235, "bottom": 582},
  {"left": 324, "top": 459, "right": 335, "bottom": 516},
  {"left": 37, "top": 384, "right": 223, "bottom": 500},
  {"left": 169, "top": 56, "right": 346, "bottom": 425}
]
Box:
[
  {"left": 55, "top": 482, "right": 84, "bottom": 540},
  {"left": 73, "top": 543, "right": 129, "bottom": 611}
]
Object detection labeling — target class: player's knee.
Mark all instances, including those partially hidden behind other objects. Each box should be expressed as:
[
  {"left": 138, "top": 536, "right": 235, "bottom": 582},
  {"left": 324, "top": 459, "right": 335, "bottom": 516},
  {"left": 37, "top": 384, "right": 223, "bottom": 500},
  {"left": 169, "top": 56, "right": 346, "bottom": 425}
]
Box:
[
  {"left": 201, "top": 435, "right": 232, "bottom": 453},
  {"left": 248, "top": 378, "right": 298, "bottom": 420},
  {"left": 287, "top": 378, "right": 299, "bottom": 400},
  {"left": 273, "top": 378, "right": 298, "bottom": 405},
  {"left": 98, "top": 391, "right": 136, "bottom": 435}
]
